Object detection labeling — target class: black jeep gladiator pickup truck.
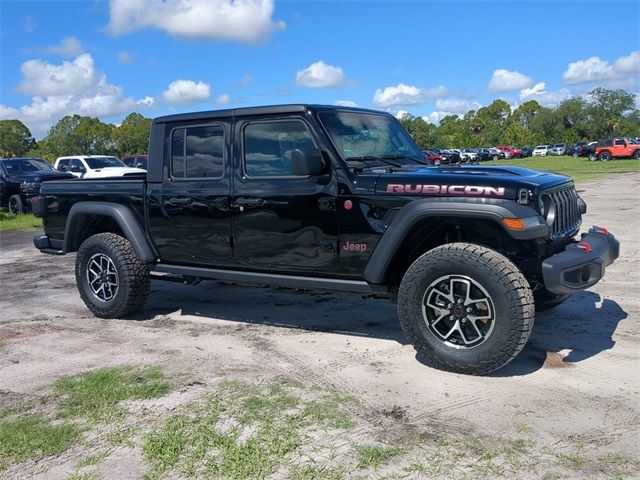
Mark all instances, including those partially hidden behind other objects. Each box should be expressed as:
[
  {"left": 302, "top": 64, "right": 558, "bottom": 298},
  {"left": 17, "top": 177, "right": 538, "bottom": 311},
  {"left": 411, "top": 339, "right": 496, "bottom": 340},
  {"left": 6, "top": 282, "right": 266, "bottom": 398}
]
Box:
[{"left": 32, "top": 105, "right": 619, "bottom": 375}]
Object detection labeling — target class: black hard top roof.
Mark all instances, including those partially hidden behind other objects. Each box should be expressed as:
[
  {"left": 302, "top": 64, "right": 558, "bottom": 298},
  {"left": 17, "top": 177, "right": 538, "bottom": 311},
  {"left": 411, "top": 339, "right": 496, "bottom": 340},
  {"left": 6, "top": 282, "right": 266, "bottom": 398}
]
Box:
[{"left": 153, "top": 104, "right": 390, "bottom": 124}]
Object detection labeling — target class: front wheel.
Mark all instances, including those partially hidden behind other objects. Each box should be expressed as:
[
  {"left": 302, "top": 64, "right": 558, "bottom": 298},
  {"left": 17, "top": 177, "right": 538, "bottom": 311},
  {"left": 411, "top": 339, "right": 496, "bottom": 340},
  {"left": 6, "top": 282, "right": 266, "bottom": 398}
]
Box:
[
  {"left": 8, "top": 195, "right": 24, "bottom": 216},
  {"left": 75, "top": 232, "right": 150, "bottom": 318},
  {"left": 397, "top": 243, "right": 534, "bottom": 375},
  {"left": 633, "top": 150, "right": 640, "bottom": 159}
]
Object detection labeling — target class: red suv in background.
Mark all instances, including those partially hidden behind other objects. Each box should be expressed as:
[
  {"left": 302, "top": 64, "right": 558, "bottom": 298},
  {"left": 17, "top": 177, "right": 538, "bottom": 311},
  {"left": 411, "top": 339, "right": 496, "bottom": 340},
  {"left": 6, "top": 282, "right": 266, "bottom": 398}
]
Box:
[
  {"left": 422, "top": 150, "right": 445, "bottom": 165},
  {"left": 496, "top": 145, "right": 522, "bottom": 158},
  {"left": 592, "top": 138, "right": 640, "bottom": 161}
]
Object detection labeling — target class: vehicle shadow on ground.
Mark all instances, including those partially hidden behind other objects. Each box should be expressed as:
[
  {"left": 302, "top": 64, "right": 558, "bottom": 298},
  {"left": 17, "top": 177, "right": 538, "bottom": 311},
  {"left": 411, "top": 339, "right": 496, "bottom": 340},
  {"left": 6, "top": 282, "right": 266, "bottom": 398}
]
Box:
[
  {"left": 490, "top": 290, "right": 628, "bottom": 377},
  {"left": 135, "top": 280, "right": 410, "bottom": 344}
]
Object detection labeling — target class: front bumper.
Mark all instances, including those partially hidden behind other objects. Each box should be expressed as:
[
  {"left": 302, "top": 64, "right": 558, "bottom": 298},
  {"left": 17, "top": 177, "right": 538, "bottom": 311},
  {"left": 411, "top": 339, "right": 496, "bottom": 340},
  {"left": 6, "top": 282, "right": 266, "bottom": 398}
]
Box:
[{"left": 542, "top": 227, "right": 619, "bottom": 294}]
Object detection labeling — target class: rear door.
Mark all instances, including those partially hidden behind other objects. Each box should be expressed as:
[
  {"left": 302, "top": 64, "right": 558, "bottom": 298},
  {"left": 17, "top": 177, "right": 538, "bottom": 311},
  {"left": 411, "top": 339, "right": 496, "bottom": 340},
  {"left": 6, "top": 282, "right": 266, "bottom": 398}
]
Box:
[
  {"left": 147, "top": 121, "right": 233, "bottom": 265},
  {"left": 231, "top": 116, "right": 338, "bottom": 273}
]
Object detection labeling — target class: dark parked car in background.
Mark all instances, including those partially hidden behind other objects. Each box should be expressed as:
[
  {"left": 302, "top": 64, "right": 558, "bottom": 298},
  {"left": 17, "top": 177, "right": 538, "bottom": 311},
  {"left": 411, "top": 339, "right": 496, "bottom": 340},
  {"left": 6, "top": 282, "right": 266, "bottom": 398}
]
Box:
[
  {"left": 520, "top": 146, "right": 533, "bottom": 157},
  {"left": 0, "top": 157, "right": 73, "bottom": 215},
  {"left": 433, "top": 149, "right": 462, "bottom": 164},
  {"left": 568, "top": 141, "right": 596, "bottom": 158},
  {"left": 474, "top": 148, "right": 493, "bottom": 161},
  {"left": 122, "top": 154, "right": 148, "bottom": 170}
]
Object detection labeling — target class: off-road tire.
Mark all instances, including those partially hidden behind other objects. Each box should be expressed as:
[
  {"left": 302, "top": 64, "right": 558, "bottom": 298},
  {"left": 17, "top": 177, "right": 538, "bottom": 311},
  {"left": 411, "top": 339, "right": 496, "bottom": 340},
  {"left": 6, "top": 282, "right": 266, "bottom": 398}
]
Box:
[
  {"left": 633, "top": 150, "right": 640, "bottom": 159},
  {"left": 8, "top": 195, "right": 24, "bottom": 216},
  {"left": 75, "top": 233, "right": 150, "bottom": 318},
  {"left": 534, "top": 287, "right": 570, "bottom": 312},
  {"left": 397, "top": 243, "right": 534, "bottom": 375},
  {"left": 598, "top": 151, "right": 611, "bottom": 161}
]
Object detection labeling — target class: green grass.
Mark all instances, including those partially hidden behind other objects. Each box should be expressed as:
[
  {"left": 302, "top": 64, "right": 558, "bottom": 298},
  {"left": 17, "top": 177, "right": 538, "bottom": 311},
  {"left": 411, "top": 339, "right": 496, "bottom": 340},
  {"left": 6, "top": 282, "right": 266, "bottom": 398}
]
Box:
[
  {"left": 353, "top": 444, "right": 406, "bottom": 470},
  {"left": 485, "top": 155, "right": 640, "bottom": 183},
  {"left": 142, "top": 379, "right": 357, "bottom": 480},
  {"left": 53, "top": 365, "right": 172, "bottom": 422},
  {"left": 0, "top": 414, "right": 81, "bottom": 470},
  {"left": 0, "top": 210, "right": 41, "bottom": 231}
]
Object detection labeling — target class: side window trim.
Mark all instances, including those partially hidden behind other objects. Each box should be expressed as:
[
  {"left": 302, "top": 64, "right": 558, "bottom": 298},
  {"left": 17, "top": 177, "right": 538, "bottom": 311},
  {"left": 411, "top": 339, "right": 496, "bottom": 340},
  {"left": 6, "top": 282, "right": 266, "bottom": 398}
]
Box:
[
  {"left": 241, "top": 118, "right": 319, "bottom": 180},
  {"left": 168, "top": 122, "right": 226, "bottom": 182}
]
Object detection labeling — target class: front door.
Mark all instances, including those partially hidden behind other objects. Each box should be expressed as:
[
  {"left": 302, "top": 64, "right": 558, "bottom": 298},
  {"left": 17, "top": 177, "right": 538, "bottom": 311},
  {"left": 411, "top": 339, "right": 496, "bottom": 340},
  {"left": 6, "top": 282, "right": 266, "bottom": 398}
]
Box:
[
  {"left": 147, "top": 122, "right": 233, "bottom": 265},
  {"left": 231, "top": 117, "right": 338, "bottom": 273}
]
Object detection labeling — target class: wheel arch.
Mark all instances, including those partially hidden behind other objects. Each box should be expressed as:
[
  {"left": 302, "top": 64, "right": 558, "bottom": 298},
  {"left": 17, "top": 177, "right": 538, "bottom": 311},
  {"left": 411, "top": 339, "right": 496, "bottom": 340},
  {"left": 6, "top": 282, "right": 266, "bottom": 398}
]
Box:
[
  {"left": 363, "top": 199, "right": 546, "bottom": 285},
  {"left": 64, "top": 202, "right": 156, "bottom": 262}
]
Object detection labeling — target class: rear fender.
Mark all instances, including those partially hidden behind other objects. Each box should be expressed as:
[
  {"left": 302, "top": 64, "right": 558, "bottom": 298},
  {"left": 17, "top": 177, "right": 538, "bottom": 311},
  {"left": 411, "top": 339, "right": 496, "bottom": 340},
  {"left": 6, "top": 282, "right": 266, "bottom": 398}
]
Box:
[{"left": 64, "top": 201, "right": 156, "bottom": 262}]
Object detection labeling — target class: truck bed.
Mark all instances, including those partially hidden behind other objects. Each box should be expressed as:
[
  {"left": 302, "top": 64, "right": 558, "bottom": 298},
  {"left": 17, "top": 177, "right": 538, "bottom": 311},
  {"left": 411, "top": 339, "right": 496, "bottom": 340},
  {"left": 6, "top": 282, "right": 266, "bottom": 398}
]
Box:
[{"left": 39, "top": 178, "right": 147, "bottom": 242}]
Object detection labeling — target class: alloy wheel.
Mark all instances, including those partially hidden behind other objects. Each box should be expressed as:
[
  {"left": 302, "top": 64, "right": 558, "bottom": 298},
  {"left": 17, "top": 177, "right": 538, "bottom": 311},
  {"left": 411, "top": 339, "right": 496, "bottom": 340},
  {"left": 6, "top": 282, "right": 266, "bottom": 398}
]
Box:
[{"left": 86, "top": 253, "right": 119, "bottom": 302}]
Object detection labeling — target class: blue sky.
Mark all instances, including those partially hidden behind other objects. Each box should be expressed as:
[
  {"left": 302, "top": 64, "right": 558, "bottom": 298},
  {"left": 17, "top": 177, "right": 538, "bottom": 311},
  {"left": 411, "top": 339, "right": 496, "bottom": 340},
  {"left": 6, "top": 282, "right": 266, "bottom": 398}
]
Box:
[{"left": 1, "top": 0, "right": 638, "bottom": 137}]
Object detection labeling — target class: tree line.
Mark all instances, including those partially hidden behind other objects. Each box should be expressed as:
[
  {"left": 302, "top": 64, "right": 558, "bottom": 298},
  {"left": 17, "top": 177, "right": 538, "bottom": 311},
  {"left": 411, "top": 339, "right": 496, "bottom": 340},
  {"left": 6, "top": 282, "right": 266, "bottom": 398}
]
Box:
[
  {"left": 0, "top": 87, "right": 638, "bottom": 161},
  {"left": 400, "top": 88, "right": 639, "bottom": 149},
  {"left": 0, "top": 113, "right": 152, "bottom": 161}
]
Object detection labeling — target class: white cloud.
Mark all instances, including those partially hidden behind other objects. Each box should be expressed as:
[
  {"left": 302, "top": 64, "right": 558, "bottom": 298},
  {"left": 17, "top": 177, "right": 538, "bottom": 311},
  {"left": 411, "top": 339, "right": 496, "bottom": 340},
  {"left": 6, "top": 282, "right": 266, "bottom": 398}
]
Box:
[
  {"left": 18, "top": 53, "right": 99, "bottom": 96},
  {"left": 44, "top": 36, "right": 84, "bottom": 57},
  {"left": 395, "top": 110, "right": 411, "bottom": 120},
  {"left": 422, "top": 111, "right": 455, "bottom": 125},
  {"left": 1, "top": 53, "right": 147, "bottom": 137},
  {"left": 137, "top": 96, "right": 154, "bottom": 106},
  {"left": 487, "top": 69, "right": 532, "bottom": 92},
  {"left": 335, "top": 100, "right": 357, "bottom": 107},
  {"left": 519, "top": 82, "right": 571, "bottom": 106},
  {"left": 372, "top": 83, "right": 448, "bottom": 108},
  {"left": 162, "top": 79, "right": 211, "bottom": 105},
  {"left": 106, "top": 0, "right": 285, "bottom": 44},
  {"left": 216, "top": 93, "right": 231, "bottom": 105},
  {"left": 295, "top": 61, "right": 345, "bottom": 88},
  {"left": 117, "top": 51, "right": 134, "bottom": 64},
  {"left": 434, "top": 98, "right": 482, "bottom": 114},
  {"left": 562, "top": 51, "right": 640, "bottom": 84},
  {"left": 24, "top": 16, "right": 37, "bottom": 34}
]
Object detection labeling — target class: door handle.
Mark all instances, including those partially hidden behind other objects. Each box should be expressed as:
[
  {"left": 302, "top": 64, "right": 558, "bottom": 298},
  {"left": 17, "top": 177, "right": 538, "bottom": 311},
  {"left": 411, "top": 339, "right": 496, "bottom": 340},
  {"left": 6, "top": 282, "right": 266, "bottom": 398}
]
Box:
[
  {"left": 167, "top": 197, "right": 192, "bottom": 207},
  {"left": 233, "top": 198, "right": 265, "bottom": 209}
]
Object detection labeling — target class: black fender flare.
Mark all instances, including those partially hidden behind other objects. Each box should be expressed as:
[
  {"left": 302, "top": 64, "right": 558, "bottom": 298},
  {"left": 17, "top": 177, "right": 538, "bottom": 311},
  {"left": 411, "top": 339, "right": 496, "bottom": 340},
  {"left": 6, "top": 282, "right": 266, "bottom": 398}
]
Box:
[
  {"left": 63, "top": 201, "right": 156, "bottom": 262},
  {"left": 363, "top": 198, "right": 547, "bottom": 285}
]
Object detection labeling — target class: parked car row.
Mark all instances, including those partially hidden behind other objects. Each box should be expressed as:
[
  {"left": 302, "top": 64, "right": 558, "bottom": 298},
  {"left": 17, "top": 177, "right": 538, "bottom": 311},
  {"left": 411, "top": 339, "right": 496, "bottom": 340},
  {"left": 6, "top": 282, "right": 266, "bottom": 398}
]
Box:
[{"left": 1, "top": 154, "right": 148, "bottom": 216}]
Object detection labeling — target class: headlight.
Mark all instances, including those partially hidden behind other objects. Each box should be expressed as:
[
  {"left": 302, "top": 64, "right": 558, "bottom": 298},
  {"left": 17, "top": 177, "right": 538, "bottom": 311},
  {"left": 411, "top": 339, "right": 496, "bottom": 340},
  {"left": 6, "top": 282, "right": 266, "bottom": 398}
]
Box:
[
  {"left": 20, "top": 181, "right": 39, "bottom": 193},
  {"left": 539, "top": 193, "right": 556, "bottom": 226}
]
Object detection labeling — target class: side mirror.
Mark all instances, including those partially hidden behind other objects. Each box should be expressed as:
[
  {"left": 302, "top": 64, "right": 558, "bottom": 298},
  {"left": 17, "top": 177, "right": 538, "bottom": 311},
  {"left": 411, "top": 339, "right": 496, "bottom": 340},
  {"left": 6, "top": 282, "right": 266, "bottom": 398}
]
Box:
[{"left": 291, "top": 147, "right": 325, "bottom": 176}]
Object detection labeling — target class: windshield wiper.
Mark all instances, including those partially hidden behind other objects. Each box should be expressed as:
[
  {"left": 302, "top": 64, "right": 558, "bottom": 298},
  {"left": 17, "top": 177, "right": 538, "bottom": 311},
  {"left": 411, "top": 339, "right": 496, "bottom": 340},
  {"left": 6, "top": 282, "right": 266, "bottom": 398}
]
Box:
[
  {"left": 344, "top": 155, "right": 403, "bottom": 168},
  {"left": 381, "top": 154, "right": 429, "bottom": 166}
]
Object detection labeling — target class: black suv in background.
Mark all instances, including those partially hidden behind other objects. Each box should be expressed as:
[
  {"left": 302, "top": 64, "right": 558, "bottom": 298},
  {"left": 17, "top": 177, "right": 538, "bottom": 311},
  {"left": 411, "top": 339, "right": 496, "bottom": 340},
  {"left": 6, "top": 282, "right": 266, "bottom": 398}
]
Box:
[{"left": 0, "top": 157, "right": 73, "bottom": 215}]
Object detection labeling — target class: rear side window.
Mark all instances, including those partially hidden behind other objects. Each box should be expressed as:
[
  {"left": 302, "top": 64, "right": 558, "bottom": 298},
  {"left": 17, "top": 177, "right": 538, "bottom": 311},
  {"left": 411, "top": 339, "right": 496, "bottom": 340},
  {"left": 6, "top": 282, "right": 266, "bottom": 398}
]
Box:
[
  {"left": 171, "top": 125, "right": 224, "bottom": 179},
  {"left": 243, "top": 121, "right": 316, "bottom": 177}
]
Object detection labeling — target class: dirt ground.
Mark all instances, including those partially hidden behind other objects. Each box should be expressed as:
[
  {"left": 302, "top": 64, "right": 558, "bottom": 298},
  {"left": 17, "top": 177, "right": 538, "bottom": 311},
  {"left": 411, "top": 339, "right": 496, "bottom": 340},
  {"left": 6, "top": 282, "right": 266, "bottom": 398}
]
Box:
[{"left": 1, "top": 173, "right": 639, "bottom": 479}]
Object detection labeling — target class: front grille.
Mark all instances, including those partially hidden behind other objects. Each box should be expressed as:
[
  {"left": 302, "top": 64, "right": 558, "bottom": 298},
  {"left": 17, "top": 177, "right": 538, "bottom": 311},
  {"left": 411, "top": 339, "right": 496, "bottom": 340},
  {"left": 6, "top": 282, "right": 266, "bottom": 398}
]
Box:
[{"left": 543, "top": 184, "right": 581, "bottom": 240}]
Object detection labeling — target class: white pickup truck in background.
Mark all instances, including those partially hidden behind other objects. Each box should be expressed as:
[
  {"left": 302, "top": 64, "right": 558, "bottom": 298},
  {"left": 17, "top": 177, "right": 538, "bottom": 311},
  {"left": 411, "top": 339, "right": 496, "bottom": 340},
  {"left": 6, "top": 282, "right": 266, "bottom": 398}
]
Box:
[{"left": 54, "top": 155, "right": 146, "bottom": 178}]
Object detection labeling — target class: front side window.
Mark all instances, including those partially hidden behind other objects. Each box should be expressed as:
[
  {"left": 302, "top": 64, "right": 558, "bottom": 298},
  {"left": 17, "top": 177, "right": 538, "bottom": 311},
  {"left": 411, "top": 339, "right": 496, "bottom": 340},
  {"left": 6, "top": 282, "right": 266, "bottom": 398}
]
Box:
[
  {"left": 70, "top": 159, "right": 86, "bottom": 172},
  {"left": 614, "top": 139, "right": 625, "bottom": 146},
  {"left": 244, "top": 121, "right": 315, "bottom": 177},
  {"left": 171, "top": 125, "right": 224, "bottom": 179}
]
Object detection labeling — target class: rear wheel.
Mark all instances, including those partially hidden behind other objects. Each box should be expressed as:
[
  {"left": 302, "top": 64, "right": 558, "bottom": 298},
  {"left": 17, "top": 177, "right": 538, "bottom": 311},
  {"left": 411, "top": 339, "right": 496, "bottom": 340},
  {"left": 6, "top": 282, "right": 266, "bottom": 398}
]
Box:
[
  {"left": 75, "top": 233, "right": 150, "bottom": 318},
  {"left": 8, "top": 195, "right": 24, "bottom": 216},
  {"left": 397, "top": 243, "right": 534, "bottom": 375},
  {"left": 493, "top": 155, "right": 499, "bottom": 160},
  {"left": 598, "top": 151, "right": 611, "bottom": 161}
]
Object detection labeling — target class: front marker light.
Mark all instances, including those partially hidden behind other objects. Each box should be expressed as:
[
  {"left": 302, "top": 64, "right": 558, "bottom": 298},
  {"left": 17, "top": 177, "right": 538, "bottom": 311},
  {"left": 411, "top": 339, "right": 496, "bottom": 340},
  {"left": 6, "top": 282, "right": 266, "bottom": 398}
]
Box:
[{"left": 502, "top": 218, "right": 526, "bottom": 230}]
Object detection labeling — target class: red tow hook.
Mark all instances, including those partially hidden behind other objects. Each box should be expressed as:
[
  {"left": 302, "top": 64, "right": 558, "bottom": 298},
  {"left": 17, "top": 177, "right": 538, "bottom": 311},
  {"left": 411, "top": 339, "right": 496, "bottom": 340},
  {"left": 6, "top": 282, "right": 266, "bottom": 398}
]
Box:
[
  {"left": 577, "top": 241, "right": 592, "bottom": 253},
  {"left": 592, "top": 225, "right": 609, "bottom": 235}
]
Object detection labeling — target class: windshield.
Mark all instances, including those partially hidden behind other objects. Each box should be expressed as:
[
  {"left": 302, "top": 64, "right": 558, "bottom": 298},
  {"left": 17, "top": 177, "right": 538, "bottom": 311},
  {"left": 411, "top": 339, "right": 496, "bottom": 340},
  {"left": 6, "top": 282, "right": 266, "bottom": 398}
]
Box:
[
  {"left": 628, "top": 138, "right": 639, "bottom": 144},
  {"left": 0, "top": 158, "right": 53, "bottom": 175},
  {"left": 85, "top": 156, "right": 125, "bottom": 169},
  {"left": 318, "top": 111, "right": 424, "bottom": 164},
  {"left": 535, "top": 146, "right": 546, "bottom": 149}
]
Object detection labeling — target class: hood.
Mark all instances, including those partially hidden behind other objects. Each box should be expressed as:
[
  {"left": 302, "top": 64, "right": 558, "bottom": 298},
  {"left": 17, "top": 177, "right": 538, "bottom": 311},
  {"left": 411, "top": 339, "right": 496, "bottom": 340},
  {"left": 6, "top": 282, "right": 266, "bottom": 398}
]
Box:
[
  {"left": 373, "top": 165, "right": 571, "bottom": 199},
  {"left": 6, "top": 170, "right": 74, "bottom": 183}
]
